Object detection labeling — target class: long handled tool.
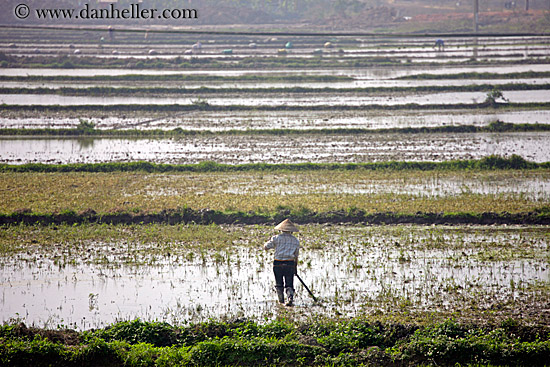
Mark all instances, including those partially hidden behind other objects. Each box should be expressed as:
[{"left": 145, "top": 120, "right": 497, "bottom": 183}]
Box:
[{"left": 295, "top": 273, "right": 319, "bottom": 303}]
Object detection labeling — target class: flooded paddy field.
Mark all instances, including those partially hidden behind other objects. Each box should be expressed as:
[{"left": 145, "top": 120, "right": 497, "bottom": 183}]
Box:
[
  {"left": 2, "top": 32, "right": 549, "bottom": 64},
  {"left": 2, "top": 64, "right": 550, "bottom": 78},
  {"left": 4, "top": 40, "right": 549, "bottom": 58},
  {"left": 2, "top": 89, "right": 549, "bottom": 106},
  {"left": 3, "top": 109, "right": 550, "bottom": 131},
  {"left": 3, "top": 77, "right": 550, "bottom": 90},
  {"left": 8, "top": 48, "right": 548, "bottom": 63},
  {"left": 0, "top": 224, "right": 548, "bottom": 329},
  {"left": 1, "top": 132, "right": 549, "bottom": 165},
  {"left": 2, "top": 63, "right": 549, "bottom": 141}
]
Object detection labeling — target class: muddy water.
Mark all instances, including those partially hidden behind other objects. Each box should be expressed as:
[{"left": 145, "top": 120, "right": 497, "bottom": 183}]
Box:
[
  {"left": 2, "top": 78, "right": 550, "bottom": 90},
  {"left": 220, "top": 172, "right": 550, "bottom": 200},
  {"left": 1, "top": 132, "right": 549, "bottom": 164},
  {"left": 1, "top": 90, "right": 548, "bottom": 106},
  {"left": 2, "top": 64, "right": 550, "bottom": 78},
  {"left": 0, "top": 226, "right": 547, "bottom": 329},
  {"left": 2, "top": 110, "right": 549, "bottom": 131}
]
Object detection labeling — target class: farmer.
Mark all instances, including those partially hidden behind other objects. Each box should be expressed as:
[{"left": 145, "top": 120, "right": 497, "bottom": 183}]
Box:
[{"left": 264, "top": 219, "right": 300, "bottom": 306}]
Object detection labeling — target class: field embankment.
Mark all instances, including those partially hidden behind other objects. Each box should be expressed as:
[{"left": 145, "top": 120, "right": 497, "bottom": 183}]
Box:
[{"left": 1, "top": 319, "right": 550, "bottom": 367}]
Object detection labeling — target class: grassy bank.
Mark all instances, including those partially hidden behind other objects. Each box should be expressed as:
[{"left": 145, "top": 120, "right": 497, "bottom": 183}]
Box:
[
  {"left": 0, "top": 74, "right": 353, "bottom": 83},
  {"left": 398, "top": 71, "right": 550, "bottom": 80},
  {"left": 1, "top": 156, "right": 548, "bottom": 173},
  {"left": 1, "top": 318, "right": 549, "bottom": 366},
  {"left": 2, "top": 101, "right": 548, "bottom": 113},
  {"left": 0, "top": 54, "right": 397, "bottom": 70},
  {"left": 1, "top": 53, "right": 549, "bottom": 70}
]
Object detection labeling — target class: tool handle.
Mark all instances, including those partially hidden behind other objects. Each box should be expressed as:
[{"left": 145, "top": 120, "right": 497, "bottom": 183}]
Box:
[{"left": 295, "top": 273, "right": 318, "bottom": 302}]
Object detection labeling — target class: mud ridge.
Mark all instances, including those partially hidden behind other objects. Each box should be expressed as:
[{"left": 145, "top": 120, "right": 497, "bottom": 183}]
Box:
[
  {"left": 2, "top": 101, "right": 550, "bottom": 113},
  {"left": 1, "top": 209, "right": 549, "bottom": 226},
  {"left": 3, "top": 83, "right": 550, "bottom": 96}
]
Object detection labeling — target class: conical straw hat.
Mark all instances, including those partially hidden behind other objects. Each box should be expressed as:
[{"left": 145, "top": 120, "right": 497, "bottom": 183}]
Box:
[{"left": 275, "top": 219, "right": 299, "bottom": 232}]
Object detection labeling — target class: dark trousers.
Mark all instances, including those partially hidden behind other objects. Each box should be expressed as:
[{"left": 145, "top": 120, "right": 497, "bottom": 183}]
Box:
[{"left": 273, "top": 260, "right": 295, "bottom": 289}]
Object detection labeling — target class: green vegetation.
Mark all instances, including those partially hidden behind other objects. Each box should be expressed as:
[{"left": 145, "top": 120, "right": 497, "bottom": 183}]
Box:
[
  {"left": 0, "top": 71, "right": 547, "bottom": 84},
  {"left": 1, "top": 318, "right": 548, "bottom": 366},
  {"left": 0, "top": 54, "right": 400, "bottom": 70},
  {"left": 398, "top": 71, "right": 550, "bottom": 80},
  {"left": 0, "top": 74, "right": 353, "bottom": 83},
  {"left": 2, "top": 101, "right": 549, "bottom": 113},
  {"left": 0, "top": 222, "right": 245, "bottom": 254},
  {"left": 1, "top": 52, "right": 548, "bottom": 70},
  {"left": 0, "top": 156, "right": 547, "bottom": 173}
]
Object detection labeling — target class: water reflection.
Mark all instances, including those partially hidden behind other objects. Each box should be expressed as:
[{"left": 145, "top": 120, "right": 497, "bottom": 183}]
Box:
[
  {"left": 76, "top": 138, "right": 96, "bottom": 149},
  {"left": 2, "top": 110, "right": 550, "bottom": 131},
  {"left": 2, "top": 64, "right": 550, "bottom": 78},
  {"left": 1, "top": 90, "right": 550, "bottom": 106},
  {"left": 0, "top": 226, "right": 547, "bottom": 329},
  {"left": 1, "top": 132, "right": 549, "bottom": 165}
]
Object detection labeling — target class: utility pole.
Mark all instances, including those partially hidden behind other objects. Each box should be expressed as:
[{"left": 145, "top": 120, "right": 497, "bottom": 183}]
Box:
[
  {"left": 473, "top": 0, "right": 479, "bottom": 61},
  {"left": 473, "top": 0, "right": 479, "bottom": 32},
  {"left": 525, "top": 0, "right": 529, "bottom": 10}
]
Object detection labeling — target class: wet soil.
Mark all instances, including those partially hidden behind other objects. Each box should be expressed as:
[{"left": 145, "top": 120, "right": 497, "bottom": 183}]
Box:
[{"left": 2, "top": 208, "right": 549, "bottom": 226}]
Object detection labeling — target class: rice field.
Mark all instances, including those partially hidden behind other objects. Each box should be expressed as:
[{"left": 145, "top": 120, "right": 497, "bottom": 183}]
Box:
[
  {"left": 1, "top": 224, "right": 548, "bottom": 330},
  {"left": 0, "top": 170, "right": 549, "bottom": 215},
  {"left": 0, "top": 27, "right": 549, "bottom": 360}
]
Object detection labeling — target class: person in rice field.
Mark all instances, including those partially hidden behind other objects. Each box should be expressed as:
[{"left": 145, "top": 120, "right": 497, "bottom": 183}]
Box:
[{"left": 264, "top": 219, "right": 300, "bottom": 306}]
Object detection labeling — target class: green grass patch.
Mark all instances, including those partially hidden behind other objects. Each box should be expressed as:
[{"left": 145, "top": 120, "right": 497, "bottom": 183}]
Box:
[
  {"left": 0, "top": 74, "right": 353, "bottom": 83},
  {"left": 398, "top": 71, "right": 550, "bottom": 80},
  {"left": 1, "top": 318, "right": 548, "bottom": 366},
  {"left": 2, "top": 51, "right": 549, "bottom": 70},
  {"left": 0, "top": 156, "right": 547, "bottom": 173},
  {"left": 0, "top": 163, "right": 548, "bottom": 224}
]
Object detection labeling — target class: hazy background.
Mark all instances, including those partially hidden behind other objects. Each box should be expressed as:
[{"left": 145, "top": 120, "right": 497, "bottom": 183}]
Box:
[{"left": 2, "top": 0, "right": 550, "bottom": 33}]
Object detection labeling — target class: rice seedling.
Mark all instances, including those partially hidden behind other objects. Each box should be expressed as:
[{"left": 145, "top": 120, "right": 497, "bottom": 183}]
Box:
[
  {"left": 0, "top": 224, "right": 547, "bottom": 329},
  {"left": 0, "top": 169, "right": 548, "bottom": 217}
]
